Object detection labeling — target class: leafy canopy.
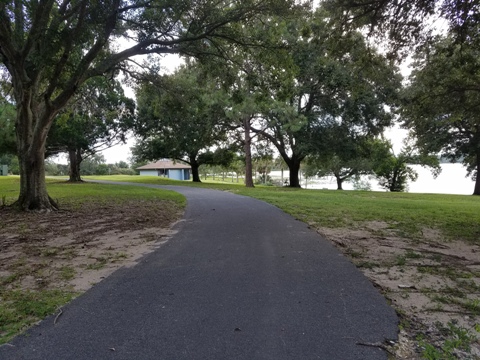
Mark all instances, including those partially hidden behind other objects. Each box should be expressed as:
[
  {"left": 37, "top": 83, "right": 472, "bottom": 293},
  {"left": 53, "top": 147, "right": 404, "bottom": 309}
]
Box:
[
  {"left": 132, "top": 64, "right": 232, "bottom": 180},
  {"left": 403, "top": 35, "right": 480, "bottom": 180}
]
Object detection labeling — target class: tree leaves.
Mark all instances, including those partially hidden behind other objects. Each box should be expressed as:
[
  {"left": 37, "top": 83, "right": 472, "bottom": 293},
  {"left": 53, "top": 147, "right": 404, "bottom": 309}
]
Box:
[
  {"left": 47, "top": 76, "right": 135, "bottom": 161},
  {"left": 403, "top": 34, "right": 480, "bottom": 184},
  {"left": 0, "top": 101, "right": 16, "bottom": 156},
  {"left": 133, "top": 64, "right": 229, "bottom": 169}
]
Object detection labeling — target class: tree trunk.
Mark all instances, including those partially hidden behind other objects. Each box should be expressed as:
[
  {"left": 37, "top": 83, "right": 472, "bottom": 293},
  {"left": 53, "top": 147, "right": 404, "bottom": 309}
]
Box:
[
  {"left": 68, "top": 149, "right": 83, "bottom": 182},
  {"left": 243, "top": 117, "right": 254, "bottom": 188},
  {"left": 16, "top": 150, "right": 58, "bottom": 211},
  {"left": 14, "top": 101, "right": 58, "bottom": 211},
  {"left": 336, "top": 175, "right": 344, "bottom": 190},
  {"left": 189, "top": 156, "right": 201, "bottom": 182},
  {"left": 288, "top": 160, "right": 301, "bottom": 188},
  {"left": 474, "top": 154, "right": 480, "bottom": 195},
  {"left": 390, "top": 168, "right": 399, "bottom": 192}
]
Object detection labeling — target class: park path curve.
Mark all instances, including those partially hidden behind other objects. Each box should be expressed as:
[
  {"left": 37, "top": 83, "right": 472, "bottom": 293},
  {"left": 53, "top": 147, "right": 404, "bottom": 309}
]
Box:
[{"left": 0, "top": 183, "right": 398, "bottom": 359}]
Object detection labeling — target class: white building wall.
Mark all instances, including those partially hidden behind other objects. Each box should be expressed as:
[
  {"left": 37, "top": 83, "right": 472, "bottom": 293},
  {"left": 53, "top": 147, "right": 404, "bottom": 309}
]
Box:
[{"left": 139, "top": 170, "right": 158, "bottom": 176}]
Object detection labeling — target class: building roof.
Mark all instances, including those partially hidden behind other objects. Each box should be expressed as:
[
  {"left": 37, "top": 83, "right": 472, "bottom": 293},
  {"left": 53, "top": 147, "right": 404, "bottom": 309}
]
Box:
[{"left": 136, "top": 159, "right": 191, "bottom": 170}]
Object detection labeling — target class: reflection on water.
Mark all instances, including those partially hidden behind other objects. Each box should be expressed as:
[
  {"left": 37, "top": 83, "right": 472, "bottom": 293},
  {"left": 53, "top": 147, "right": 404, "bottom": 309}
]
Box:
[
  {"left": 407, "top": 164, "right": 474, "bottom": 195},
  {"left": 271, "top": 164, "right": 476, "bottom": 195}
]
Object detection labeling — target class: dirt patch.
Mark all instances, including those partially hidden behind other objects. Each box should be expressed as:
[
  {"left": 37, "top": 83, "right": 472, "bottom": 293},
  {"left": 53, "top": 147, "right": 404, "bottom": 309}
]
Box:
[
  {"left": 0, "top": 199, "right": 183, "bottom": 293},
  {"left": 318, "top": 223, "right": 480, "bottom": 359}
]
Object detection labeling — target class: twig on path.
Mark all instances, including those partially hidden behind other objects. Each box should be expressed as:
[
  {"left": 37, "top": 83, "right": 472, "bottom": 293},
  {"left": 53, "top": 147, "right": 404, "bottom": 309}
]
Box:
[{"left": 54, "top": 306, "right": 63, "bottom": 325}]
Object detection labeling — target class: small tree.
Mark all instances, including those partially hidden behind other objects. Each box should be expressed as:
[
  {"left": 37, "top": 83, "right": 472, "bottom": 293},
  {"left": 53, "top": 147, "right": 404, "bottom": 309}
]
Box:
[
  {"left": 373, "top": 141, "right": 439, "bottom": 192},
  {"left": 252, "top": 143, "right": 275, "bottom": 185},
  {"left": 374, "top": 151, "right": 418, "bottom": 192},
  {"left": 305, "top": 128, "right": 381, "bottom": 190}
]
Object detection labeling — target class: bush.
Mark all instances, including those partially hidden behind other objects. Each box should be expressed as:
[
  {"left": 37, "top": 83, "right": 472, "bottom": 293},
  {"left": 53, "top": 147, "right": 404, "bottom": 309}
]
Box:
[{"left": 255, "top": 174, "right": 274, "bottom": 186}]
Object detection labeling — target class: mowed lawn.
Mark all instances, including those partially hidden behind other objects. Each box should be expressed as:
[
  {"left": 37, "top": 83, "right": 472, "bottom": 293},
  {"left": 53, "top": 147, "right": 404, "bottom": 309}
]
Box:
[
  {"left": 87, "top": 175, "right": 480, "bottom": 244},
  {"left": 0, "top": 176, "right": 185, "bottom": 208}
]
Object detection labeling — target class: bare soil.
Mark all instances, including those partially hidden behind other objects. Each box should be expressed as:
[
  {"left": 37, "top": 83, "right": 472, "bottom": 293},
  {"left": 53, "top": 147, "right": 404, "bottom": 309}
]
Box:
[
  {"left": 0, "top": 199, "right": 182, "bottom": 294},
  {"left": 318, "top": 222, "right": 480, "bottom": 359},
  {"left": 1, "top": 199, "right": 479, "bottom": 358}
]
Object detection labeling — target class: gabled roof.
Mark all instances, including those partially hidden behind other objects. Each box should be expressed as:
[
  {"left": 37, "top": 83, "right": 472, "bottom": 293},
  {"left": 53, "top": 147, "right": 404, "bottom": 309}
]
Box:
[{"left": 136, "top": 159, "right": 191, "bottom": 170}]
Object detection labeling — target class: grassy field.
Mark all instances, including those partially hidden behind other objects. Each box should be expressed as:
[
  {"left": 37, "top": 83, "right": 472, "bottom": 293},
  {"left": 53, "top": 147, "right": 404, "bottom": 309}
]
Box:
[
  {"left": 0, "top": 176, "right": 186, "bottom": 208},
  {"left": 87, "top": 175, "right": 480, "bottom": 244}
]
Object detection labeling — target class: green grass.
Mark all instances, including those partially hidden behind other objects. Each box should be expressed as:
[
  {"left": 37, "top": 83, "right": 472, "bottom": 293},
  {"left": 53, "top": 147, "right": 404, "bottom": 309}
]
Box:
[
  {"left": 85, "top": 174, "right": 246, "bottom": 190},
  {"left": 87, "top": 175, "right": 480, "bottom": 244},
  {"left": 4, "top": 174, "right": 480, "bottom": 244},
  {"left": 239, "top": 188, "right": 480, "bottom": 243},
  {"left": 0, "top": 289, "right": 77, "bottom": 344},
  {"left": 419, "top": 322, "right": 479, "bottom": 360},
  {"left": 0, "top": 176, "right": 186, "bottom": 208}
]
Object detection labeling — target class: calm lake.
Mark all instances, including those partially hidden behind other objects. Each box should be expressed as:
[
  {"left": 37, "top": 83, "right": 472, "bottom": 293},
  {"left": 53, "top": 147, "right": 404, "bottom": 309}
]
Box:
[{"left": 271, "top": 163, "right": 475, "bottom": 195}]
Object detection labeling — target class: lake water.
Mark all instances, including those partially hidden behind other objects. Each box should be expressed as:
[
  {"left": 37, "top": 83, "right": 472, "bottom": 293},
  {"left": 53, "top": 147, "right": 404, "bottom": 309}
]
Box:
[{"left": 270, "top": 163, "right": 476, "bottom": 195}]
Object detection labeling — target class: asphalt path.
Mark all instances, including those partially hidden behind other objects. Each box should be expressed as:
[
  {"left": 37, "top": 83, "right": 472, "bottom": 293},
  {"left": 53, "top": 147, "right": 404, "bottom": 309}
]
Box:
[{"left": 0, "top": 183, "right": 398, "bottom": 359}]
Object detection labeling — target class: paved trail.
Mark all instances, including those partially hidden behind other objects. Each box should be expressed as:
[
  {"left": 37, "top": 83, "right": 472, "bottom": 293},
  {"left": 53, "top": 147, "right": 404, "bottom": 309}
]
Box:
[{"left": 0, "top": 184, "right": 397, "bottom": 359}]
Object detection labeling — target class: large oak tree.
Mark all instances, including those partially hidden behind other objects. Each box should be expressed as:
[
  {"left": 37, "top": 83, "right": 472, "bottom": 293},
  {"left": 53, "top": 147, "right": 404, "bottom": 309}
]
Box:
[
  {"left": 251, "top": 8, "right": 401, "bottom": 187},
  {"left": 0, "top": 0, "right": 294, "bottom": 211},
  {"left": 133, "top": 65, "right": 230, "bottom": 182}
]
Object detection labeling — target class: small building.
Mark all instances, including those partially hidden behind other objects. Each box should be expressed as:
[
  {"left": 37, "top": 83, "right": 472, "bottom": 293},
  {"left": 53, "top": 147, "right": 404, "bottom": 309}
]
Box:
[{"left": 136, "top": 159, "right": 191, "bottom": 181}]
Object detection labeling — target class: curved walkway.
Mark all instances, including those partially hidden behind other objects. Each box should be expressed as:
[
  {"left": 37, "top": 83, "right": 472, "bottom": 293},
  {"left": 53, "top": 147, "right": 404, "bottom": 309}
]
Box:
[{"left": 0, "top": 183, "right": 397, "bottom": 359}]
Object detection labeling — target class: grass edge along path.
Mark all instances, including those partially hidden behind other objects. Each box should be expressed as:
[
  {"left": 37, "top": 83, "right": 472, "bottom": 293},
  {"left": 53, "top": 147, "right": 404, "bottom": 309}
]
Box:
[{"left": 87, "top": 175, "right": 480, "bottom": 244}]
